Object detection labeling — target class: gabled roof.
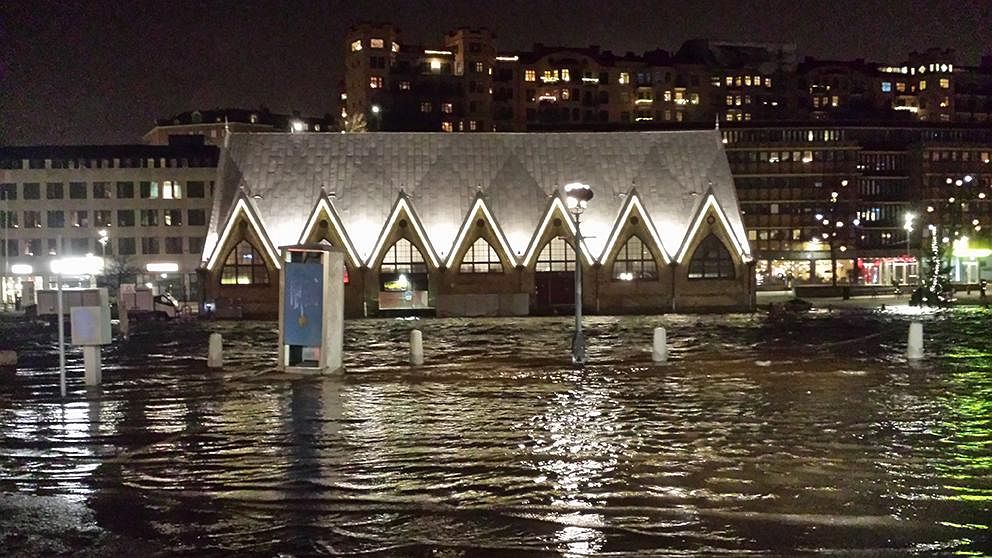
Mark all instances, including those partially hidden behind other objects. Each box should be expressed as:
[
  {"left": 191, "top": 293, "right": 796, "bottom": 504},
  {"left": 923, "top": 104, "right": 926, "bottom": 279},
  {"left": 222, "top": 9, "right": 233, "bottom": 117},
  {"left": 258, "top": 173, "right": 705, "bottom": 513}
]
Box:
[{"left": 206, "top": 131, "right": 748, "bottom": 265}]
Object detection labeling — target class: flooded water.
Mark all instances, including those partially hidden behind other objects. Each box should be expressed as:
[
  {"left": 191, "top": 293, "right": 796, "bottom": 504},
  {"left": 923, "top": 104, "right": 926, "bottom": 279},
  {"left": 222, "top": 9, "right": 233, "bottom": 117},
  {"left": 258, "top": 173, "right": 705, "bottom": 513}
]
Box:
[{"left": 1, "top": 309, "right": 991, "bottom": 556}]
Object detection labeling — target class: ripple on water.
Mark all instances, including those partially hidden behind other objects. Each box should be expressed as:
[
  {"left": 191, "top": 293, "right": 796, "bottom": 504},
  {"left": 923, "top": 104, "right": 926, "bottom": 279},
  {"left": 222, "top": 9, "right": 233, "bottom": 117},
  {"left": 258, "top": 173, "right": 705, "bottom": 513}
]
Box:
[{"left": 0, "top": 310, "right": 991, "bottom": 554}]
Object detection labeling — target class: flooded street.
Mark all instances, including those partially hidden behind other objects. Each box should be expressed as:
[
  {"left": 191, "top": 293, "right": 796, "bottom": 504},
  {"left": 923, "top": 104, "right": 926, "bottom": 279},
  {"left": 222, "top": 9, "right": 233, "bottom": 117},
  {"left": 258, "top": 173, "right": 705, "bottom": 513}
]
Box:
[{"left": 1, "top": 310, "right": 991, "bottom": 556}]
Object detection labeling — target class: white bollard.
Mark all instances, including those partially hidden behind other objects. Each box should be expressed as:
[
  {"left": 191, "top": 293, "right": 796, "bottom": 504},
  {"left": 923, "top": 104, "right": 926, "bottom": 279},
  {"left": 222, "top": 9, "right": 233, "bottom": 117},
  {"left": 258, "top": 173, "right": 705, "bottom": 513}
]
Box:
[
  {"left": 0, "top": 350, "right": 16, "bottom": 367},
  {"left": 652, "top": 327, "right": 668, "bottom": 363},
  {"left": 907, "top": 322, "right": 924, "bottom": 360},
  {"left": 409, "top": 329, "right": 424, "bottom": 366},
  {"left": 83, "top": 346, "right": 102, "bottom": 386},
  {"left": 208, "top": 333, "right": 224, "bottom": 368}
]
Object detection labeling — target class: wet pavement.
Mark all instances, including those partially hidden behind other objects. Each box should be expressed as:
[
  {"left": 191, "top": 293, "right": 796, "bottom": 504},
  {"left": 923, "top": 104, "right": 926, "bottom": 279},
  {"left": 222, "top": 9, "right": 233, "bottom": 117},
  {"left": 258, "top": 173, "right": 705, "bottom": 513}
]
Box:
[{"left": 1, "top": 309, "right": 991, "bottom": 556}]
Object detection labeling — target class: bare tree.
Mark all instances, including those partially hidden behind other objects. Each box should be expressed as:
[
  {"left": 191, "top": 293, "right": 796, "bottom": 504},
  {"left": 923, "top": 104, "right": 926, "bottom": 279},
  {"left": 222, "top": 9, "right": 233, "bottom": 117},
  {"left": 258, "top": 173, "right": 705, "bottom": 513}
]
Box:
[
  {"left": 99, "top": 255, "right": 141, "bottom": 291},
  {"left": 339, "top": 113, "right": 368, "bottom": 133}
]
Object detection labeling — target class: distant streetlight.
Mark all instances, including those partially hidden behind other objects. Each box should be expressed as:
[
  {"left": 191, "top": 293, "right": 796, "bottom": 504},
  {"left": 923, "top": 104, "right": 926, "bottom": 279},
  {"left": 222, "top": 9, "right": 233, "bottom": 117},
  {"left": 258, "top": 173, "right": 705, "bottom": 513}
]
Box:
[
  {"left": 564, "top": 182, "right": 593, "bottom": 365},
  {"left": 904, "top": 212, "right": 915, "bottom": 256}
]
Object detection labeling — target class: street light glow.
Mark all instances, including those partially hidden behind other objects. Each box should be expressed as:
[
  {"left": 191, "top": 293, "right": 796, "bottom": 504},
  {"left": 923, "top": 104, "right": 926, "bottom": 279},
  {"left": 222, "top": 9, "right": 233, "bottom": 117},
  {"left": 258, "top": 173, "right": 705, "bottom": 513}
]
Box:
[{"left": 50, "top": 255, "right": 104, "bottom": 276}]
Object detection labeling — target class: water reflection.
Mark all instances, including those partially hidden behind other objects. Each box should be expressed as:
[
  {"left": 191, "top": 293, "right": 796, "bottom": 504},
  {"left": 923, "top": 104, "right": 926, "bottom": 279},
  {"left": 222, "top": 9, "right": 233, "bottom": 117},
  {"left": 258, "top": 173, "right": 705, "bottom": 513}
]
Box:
[{"left": 0, "top": 311, "right": 990, "bottom": 554}]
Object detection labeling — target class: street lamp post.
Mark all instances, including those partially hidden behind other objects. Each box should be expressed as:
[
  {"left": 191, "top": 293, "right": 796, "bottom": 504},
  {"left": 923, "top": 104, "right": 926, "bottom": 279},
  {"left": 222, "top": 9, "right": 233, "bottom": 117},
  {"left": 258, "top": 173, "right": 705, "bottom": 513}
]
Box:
[{"left": 564, "top": 182, "right": 594, "bottom": 365}]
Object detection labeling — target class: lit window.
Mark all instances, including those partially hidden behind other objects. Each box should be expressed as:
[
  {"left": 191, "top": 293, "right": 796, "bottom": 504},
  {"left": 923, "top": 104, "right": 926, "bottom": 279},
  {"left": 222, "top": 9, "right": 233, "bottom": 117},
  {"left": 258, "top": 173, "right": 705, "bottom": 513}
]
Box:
[
  {"left": 475, "top": 61, "right": 484, "bottom": 73},
  {"left": 664, "top": 90, "right": 673, "bottom": 102},
  {"left": 561, "top": 68, "right": 570, "bottom": 82},
  {"left": 688, "top": 234, "right": 735, "bottom": 279},
  {"left": 619, "top": 72, "right": 630, "bottom": 85},
  {"left": 535, "top": 237, "right": 575, "bottom": 272},
  {"left": 690, "top": 93, "right": 700, "bottom": 104},
  {"left": 469, "top": 120, "right": 478, "bottom": 131},
  {"left": 939, "top": 78, "right": 950, "bottom": 89},
  {"left": 524, "top": 69, "right": 536, "bottom": 82},
  {"left": 442, "top": 103, "right": 453, "bottom": 113},
  {"left": 896, "top": 82, "right": 906, "bottom": 92},
  {"left": 676, "top": 110, "right": 684, "bottom": 122},
  {"left": 459, "top": 238, "right": 504, "bottom": 273},
  {"left": 221, "top": 240, "right": 269, "bottom": 285},
  {"left": 399, "top": 81, "right": 411, "bottom": 90},
  {"left": 725, "top": 76, "right": 732, "bottom": 86},
  {"left": 370, "top": 38, "right": 384, "bottom": 49},
  {"left": 831, "top": 95, "right": 839, "bottom": 107},
  {"left": 391, "top": 42, "right": 400, "bottom": 53},
  {"left": 350, "top": 40, "right": 362, "bottom": 52},
  {"left": 441, "top": 121, "right": 453, "bottom": 132},
  {"left": 920, "top": 80, "right": 927, "bottom": 90},
  {"left": 726, "top": 95, "right": 733, "bottom": 106},
  {"left": 162, "top": 180, "right": 181, "bottom": 199},
  {"left": 764, "top": 77, "right": 772, "bottom": 88},
  {"left": 881, "top": 81, "right": 892, "bottom": 92},
  {"left": 380, "top": 238, "right": 426, "bottom": 273},
  {"left": 561, "top": 88, "right": 570, "bottom": 100},
  {"left": 612, "top": 235, "right": 657, "bottom": 280},
  {"left": 369, "top": 76, "right": 383, "bottom": 89},
  {"left": 744, "top": 76, "right": 752, "bottom": 86},
  {"left": 420, "top": 102, "right": 432, "bottom": 113},
  {"left": 430, "top": 59, "right": 442, "bottom": 72},
  {"left": 543, "top": 69, "right": 557, "bottom": 82}
]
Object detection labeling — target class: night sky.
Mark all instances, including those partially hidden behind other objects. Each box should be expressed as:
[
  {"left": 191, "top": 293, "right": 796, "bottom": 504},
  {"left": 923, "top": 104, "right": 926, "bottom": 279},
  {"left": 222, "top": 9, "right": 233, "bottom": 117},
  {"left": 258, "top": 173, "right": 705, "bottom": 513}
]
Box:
[{"left": 2, "top": 0, "right": 990, "bottom": 145}]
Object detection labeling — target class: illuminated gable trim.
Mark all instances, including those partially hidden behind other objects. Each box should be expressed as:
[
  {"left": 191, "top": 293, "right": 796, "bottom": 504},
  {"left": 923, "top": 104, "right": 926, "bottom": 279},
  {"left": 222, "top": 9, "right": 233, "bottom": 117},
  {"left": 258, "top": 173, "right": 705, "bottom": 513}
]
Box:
[
  {"left": 444, "top": 196, "right": 518, "bottom": 269},
  {"left": 297, "top": 196, "right": 362, "bottom": 268},
  {"left": 598, "top": 192, "right": 672, "bottom": 264},
  {"left": 366, "top": 195, "right": 441, "bottom": 269},
  {"left": 521, "top": 195, "right": 595, "bottom": 267},
  {"left": 205, "top": 196, "right": 282, "bottom": 271},
  {"left": 674, "top": 193, "right": 749, "bottom": 264}
]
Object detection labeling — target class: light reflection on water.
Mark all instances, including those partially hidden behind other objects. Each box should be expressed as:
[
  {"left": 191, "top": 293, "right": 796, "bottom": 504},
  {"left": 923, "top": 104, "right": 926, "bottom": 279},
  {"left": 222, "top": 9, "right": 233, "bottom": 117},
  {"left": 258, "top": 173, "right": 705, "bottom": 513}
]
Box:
[{"left": 0, "top": 311, "right": 991, "bottom": 555}]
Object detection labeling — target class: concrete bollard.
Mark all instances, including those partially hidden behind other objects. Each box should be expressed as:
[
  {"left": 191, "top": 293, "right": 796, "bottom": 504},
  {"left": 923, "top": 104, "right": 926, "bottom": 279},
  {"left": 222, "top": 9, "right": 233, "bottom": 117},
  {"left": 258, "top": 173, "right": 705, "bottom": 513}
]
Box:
[
  {"left": 907, "top": 322, "right": 924, "bottom": 360},
  {"left": 83, "top": 346, "right": 102, "bottom": 386},
  {"left": 409, "top": 329, "right": 424, "bottom": 366},
  {"left": 652, "top": 327, "right": 668, "bottom": 363},
  {"left": 208, "top": 333, "right": 224, "bottom": 368},
  {"left": 0, "top": 350, "right": 16, "bottom": 367}
]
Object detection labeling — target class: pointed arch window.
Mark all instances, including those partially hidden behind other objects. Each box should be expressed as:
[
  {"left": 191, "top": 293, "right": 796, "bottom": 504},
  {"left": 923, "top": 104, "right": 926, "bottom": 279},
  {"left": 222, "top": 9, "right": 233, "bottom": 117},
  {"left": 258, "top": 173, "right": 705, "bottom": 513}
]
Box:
[
  {"left": 380, "top": 238, "right": 427, "bottom": 273},
  {"left": 535, "top": 236, "right": 575, "bottom": 272},
  {"left": 459, "top": 237, "right": 504, "bottom": 273},
  {"left": 220, "top": 240, "right": 270, "bottom": 285},
  {"left": 688, "top": 234, "right": 735, "bottom": 279},
  {"left": 612, "top": 234, "right": 658, "bottom": 280}
]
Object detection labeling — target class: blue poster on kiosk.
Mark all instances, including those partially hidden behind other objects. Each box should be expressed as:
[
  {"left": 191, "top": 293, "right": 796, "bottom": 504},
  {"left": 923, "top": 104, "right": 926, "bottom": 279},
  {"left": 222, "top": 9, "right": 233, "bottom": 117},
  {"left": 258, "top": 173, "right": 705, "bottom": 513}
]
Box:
[{"left": 284, "top": 262, "right": 324, "bottom": 346}]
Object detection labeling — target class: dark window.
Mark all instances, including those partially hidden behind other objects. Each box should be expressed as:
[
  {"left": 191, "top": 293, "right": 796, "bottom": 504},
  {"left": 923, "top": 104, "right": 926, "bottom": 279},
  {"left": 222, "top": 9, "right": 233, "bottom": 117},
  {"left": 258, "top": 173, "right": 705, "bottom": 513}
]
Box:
[
  {"left": 93, "top": 182, "right": 111, "bottom": 198},
  {"left": 187, "top": 209, "right": 206, "bottom": 226},
  {"left": 69, "top": 182, "right": 87, "bottom": 199},
  {"left": 186, "top": 181, "right": 205, "bottom": 198},
  {"left": 140, "top": 209, "right": 158, "bottom": 227},
  {"left": 23, "top": 211, "right": 41, "bottom": 228},
  {"left": 687, "top": 234, "right": 735, "bottom": 279},
  {"left": 140, "top": 181, "right": 159, "bottom": 199},
  {"left": 220, "top": 240, "right": 270, "bottom": 285},
  {"left": 141, "top": 237, "right": 160, "bottom": 254},
  {"left": 116, "top": 181, "right": 134, "bottom": 198},
  {"left": 164, "top": 237, "right": 183, "bottom": 254},
  {"left": 118, "top": 237, "right": 136, "bottom": 255},
  {"left": 0, "top": 183, "right": 16, "bottom": 200},
  {"left": 94, "top": 210, "right": 112, "bottom": 227},
  {"left": 47, "top": 210, "right": 65, "bottom": 228},
  {"left": 117, "top": 210, "right": 135, "bottom": 227},
  {"left": 188, "top": 237, "right": 204, "bottom": 254},
  {"left": 23, "top": 183, "right": 40, "bottom": 199},
  {"left": 612, "top": 235, "right": 658, "bottom": 280}
]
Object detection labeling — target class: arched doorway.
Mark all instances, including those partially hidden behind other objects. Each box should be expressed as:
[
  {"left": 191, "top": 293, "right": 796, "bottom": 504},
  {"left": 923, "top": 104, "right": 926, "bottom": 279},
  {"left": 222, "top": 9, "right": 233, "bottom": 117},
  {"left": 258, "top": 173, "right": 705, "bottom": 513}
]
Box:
[
  {"left": 533, "top": 236, "right": 575, "bottom": 314},
  {"left": 377, "top": 238, "right": 430, "bottom": 310}
]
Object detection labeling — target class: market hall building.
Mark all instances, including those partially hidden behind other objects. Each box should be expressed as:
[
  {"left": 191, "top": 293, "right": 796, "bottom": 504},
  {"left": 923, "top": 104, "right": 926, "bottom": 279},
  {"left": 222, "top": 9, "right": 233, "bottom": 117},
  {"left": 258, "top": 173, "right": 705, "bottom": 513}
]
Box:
[{"left": 200, "top": 130, "right": 754, "bottom": 318}]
